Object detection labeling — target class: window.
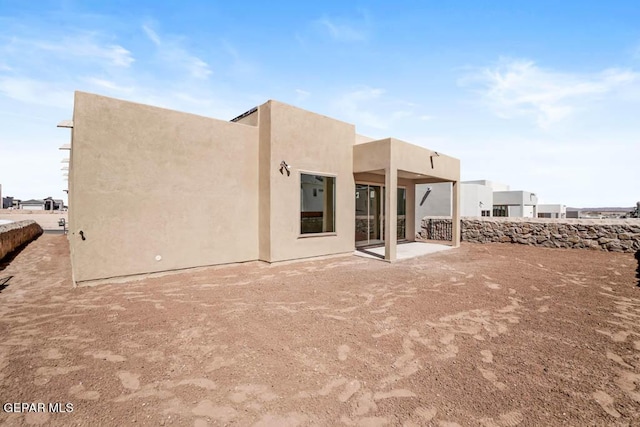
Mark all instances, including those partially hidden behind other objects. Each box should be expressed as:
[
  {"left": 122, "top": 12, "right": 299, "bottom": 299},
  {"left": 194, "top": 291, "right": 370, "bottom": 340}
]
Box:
[
  {"left": 300, "top": 174, "right": 336, "bottom": 234},
  {"left": 493, "top": 205, "right": 508, "bottom": 217},
  {"left": 481, "top": 210, "right": 491, "bottom": 217},
  {"left": 397, "top": 187, "right": 406, "bottom": 240}
]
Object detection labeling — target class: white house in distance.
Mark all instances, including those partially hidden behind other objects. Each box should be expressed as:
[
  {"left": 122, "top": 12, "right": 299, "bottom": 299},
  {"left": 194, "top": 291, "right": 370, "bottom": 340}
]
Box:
[
  {"left": 537, "top": 204, "right": 567, "bottom": 219},
  {"left": 19, "top": 199, "right": 45, "bottom": 210},
  {"left": 416, "top": 179, "right": 539, "bottom": 219}
]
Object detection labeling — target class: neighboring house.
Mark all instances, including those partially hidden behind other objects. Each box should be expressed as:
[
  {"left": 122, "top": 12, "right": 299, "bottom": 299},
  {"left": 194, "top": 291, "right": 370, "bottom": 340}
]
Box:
[
  {"left": 463, "top": 180, "right": 510, "bottom": 192},
  {"left": 566, "top": 209, "right": 580, "bottom": 219},
  {"left": 20, "top": 199, "right": 45, "bottom": 210},
  {"left": 416, "top": 179, "right": 538, "bottom": 218},
  {"left": 493, "top": 190, "right": 538, "bottom": 218},
  {"left": 2, "top": 196, "right": 14, "bottom": 209},
  {"left": 44, "top": 197, "right": 65, "bottom": 211},
  {"left": 460, "top": 182, "right": 494, "bottom": 217},
  {"left": 537, "top": 204, "right": 567, "bottom": 219},
  {"left": 59, "top": 92, "right": 461, "bottom": 285},
  {"left": 414, "top": 182, "right": 452, "bottom": 228}
]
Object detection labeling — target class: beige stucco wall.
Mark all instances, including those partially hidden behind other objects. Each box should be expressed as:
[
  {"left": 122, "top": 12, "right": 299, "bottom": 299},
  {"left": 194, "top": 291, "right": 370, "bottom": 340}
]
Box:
[
  {"left": 354, "top": 138, "right": 459, "bottom": 182},
  {"left": 353, "top": 137, "right": 461, "bottom": 254},
  {"left": 259, "top": 101, "right": 356, "bottom": 262},
  {"left": 234, "top": 110, "right": 258, "bottom": 126},
  {"left": 391, "top": 139, "right": 459, "bottom": 182},
  {"left": 70, "top": 92, "right": 259, "bottom": 283},
  {"left": 353, "top": 139, "right": 391, "bottom": 173},
  {"left": 67, "top": 93, "right": 461, "bottom": 282}
]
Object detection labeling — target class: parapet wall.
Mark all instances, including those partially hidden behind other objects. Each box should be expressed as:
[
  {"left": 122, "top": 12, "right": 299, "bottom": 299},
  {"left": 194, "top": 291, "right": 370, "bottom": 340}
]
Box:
[
  {"left": 419, "top": 217, "right": 640, "bottom": 253},
  {"left": 0, "top": 220, "right": 43, "bottom": 261}
]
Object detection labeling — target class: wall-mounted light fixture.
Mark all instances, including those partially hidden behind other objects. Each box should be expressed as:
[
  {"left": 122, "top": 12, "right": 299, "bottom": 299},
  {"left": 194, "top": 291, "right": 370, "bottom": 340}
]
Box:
[
  {"left": 279, "top": 160, "right": 291, "bottom": 176},
  {"left": 430, "top": 151, "right": 440, "bottom": 169}
]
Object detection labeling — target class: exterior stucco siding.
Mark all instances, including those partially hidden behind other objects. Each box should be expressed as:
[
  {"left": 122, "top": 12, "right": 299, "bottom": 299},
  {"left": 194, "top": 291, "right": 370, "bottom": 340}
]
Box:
[{"left": 70, "top": 92, "right": 260, "bottom": 283}]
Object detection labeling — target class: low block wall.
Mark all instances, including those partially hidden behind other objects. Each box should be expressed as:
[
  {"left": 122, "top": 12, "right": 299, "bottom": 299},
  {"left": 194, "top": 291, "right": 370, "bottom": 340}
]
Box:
[
  {"left": 419, "top": 217, "right": 640, "bottom": 253},
  {"left": 0, "top": 220, "right": 43, "bottom": 261}
]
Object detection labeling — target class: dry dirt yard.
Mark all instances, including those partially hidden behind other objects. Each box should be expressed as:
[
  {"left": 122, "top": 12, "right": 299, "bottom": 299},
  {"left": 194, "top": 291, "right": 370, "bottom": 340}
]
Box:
[{"left": 1, "top": 235, "right": 639, "bottom": 427}]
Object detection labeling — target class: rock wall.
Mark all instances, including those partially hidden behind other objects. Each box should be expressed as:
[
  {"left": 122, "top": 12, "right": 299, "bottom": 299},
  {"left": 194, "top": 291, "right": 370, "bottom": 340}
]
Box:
[
  {"left": 0, "top": 220, "right": 43, "bottom": 261},
  {"left": 419, "top": 217, "right": 640, "bottom": 253},
  {"left": 418, "top": 217, "right": 453, "bottom": 241}
]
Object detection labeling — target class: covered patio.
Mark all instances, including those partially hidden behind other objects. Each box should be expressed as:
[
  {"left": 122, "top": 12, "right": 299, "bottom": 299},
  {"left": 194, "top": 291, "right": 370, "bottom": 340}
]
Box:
[
  {"left": 354, "top": 241, "right": 454, "bottom": 260},
  {"left": 353, "top": 138, "right": 461, "bottom": 261}
]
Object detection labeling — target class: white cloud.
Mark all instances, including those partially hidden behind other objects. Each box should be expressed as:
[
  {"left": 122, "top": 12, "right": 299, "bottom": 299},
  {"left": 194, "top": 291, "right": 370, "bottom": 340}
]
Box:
[
  {"left": 221, "top": 40, "right": 257, "bottom": 77},
  {"left": 5, "top": 35, "right": 134, "bottom": 68},
  {"left": 316, "top": 14, "right": 370, "bottom": 42},
  {"left": 318, "top": 19, "right": 366, "bottom": 41},
  {"left": 188, "top": 57, "right": 212, "bottom": 79},
  {"left": 141, "top": 24, "right": 212, "bottom": 80},
  {"left": 295, "top": 89, "right": 310, "bottom": 100},
  {"left": 334, "top": 87, "right": 387, "bottom": 129},
  {"left": 460, "top": 58, "right": 639, "bottom": 128},
  {"left": 142, "top": 24, "right": 161, "bottom": 46},
  {"left": 332, "top": 87, "right": 428, "bottom": 133},
  {"left": 0, "top": 76, "right": 73, "bottom": 109},
  {"left": 84, "top": 77, "right": 134, "bottom": 93}
]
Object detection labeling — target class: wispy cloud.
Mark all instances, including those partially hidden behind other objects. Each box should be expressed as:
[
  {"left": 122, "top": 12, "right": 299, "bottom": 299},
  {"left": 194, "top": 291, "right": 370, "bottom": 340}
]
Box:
[
  {"left": 333, "top": 86, "right": 426, "bottom": 132},
  {"left": 1, "top": 34, "right": 134, "bottom": 68},
  {"left": 460, "top": 58, "right": 638, "bottom": 128},
  {"left": 220, "top": 40, "right": 257, "bottom": 77},
  {"left": 315, "top": 12, "right": 371, "bottom": 42},
  {"left": 84, "top": 77, "right": 134, "bottom": 93},
  {"left": 0, "top": 76, "right": 73, "bottom": 109},
  {"left": 141, "top": 23, "right": 212, "bottom": 80},
  {"left": 295, "top": 89, "right": 311, "bottom": 101},
  {"left": 142, "top": 24, "right": 161, "bottom": 46}
]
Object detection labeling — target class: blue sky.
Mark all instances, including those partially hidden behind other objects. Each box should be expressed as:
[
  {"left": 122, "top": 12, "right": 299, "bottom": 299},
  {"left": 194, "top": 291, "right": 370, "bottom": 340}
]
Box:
[{"left": 1, "top": 1, "right": 639, "bottom": 207}]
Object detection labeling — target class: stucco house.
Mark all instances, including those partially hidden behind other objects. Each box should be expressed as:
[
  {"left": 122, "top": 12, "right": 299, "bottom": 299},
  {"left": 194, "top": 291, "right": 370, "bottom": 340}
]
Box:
[
  {"left": 536, "top": 204, "right": 566, "bottom": 219},
  {"left": 20, "top": 199, "right": 45, "bottom": 210},
  {"left": 417, "top": 180, "right": 538, "bottom": 218},
  {"left": 59, "top": 92, "right": 460, "bottom": 285}
]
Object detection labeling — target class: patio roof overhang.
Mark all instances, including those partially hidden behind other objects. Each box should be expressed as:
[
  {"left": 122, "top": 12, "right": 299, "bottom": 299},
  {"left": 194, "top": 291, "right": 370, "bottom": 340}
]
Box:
[
  {"left": 353, "top": 138, "right": 461, "bottom": 261},
  {"left": 353, "top": 138, "right": 459, "bottom": 182}
]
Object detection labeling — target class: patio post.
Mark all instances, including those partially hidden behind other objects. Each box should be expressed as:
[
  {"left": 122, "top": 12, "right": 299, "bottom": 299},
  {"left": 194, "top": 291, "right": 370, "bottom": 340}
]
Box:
[
  {"left": 452, "top": 180, "right": 461, "bottom": 247},
  {"left": 384, "top": 167, "right": 397, "bottom": 261}
]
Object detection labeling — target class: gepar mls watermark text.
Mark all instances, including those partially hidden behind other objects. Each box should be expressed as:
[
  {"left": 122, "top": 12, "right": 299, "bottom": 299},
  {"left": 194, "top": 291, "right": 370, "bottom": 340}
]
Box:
[{"left": 3, "top": 402, "right": 74, "bottom": 413}]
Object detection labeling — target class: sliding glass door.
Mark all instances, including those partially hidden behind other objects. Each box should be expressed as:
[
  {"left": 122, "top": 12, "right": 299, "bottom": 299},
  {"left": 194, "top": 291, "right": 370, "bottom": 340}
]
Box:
[
  {"left": 355, "top": 184, "right": 382, "bottom": 246},
  {"left": 356, "top": 184, "right": 407, "bottom": 247}
]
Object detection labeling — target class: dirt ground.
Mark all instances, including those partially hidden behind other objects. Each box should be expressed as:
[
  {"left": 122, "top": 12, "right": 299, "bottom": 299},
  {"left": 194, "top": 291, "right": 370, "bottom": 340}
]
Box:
[
  {"left": 0, "top": 235, "right": 639, "bottom": 427},
  {"left": 0, "top": 210, "right": 68, "bottom": 231}
]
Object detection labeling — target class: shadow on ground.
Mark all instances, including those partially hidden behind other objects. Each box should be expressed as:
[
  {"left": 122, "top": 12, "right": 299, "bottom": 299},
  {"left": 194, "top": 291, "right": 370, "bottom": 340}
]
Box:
[
  {"left": 0, "top": 275, "right": 13, "bottom": 293},
  {"left": 355, "top": 248, "right": 385, "bottom": 259},
  {"left": 0, "top": 236, "right": 40, "bottom": 272},
  {"left": 0, "top": 243, "right": 27, "bottom": 293}
]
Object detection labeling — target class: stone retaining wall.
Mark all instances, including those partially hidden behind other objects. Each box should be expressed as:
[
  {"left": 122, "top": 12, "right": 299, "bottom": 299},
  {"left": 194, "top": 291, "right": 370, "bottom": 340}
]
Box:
[
  {"left": 0, "top": 220, "right": 43, "bottom": 261},
  {"left": 419, "top": 217, "right": 640, "bottom": 253}
]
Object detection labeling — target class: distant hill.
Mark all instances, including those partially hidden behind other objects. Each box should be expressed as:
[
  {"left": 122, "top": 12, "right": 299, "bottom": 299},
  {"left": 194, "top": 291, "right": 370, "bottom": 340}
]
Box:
[{"left": 567, "top": 207, "right": 633, "bottom": 212}]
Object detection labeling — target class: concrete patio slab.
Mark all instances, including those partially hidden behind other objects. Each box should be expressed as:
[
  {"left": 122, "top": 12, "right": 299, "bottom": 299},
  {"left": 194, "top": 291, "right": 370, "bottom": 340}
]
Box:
[{"left": 354, "top": 241, "right": 454, "bottom": 260}]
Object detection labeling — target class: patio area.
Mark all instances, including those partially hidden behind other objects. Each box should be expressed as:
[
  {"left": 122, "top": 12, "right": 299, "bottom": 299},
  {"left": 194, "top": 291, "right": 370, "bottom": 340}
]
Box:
[
  {"left": 0, "top": 234, "right": 639, "bottom": 426},
  {"left": 355, "top": 241, "right": 454, "bottom": 260}
]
